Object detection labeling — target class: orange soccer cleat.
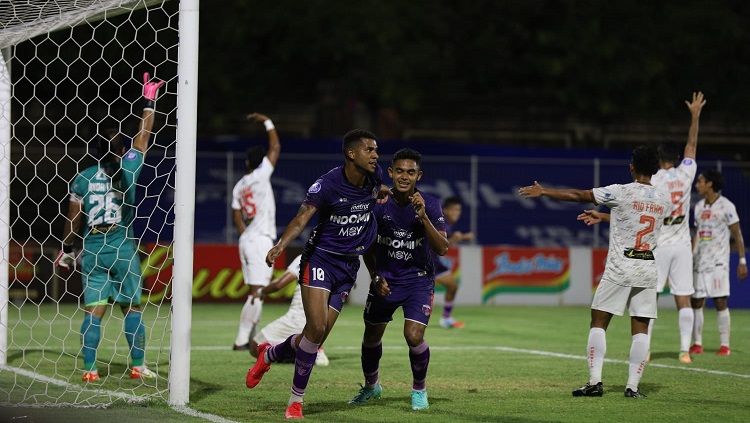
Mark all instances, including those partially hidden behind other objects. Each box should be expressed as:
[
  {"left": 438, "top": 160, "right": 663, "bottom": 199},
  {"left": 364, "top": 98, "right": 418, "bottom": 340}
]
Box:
[
  {"left": 82, "top": 370, "right": 100, "bottom": 383},
  {"left": 285, "top": 401, "right": 304, "bottom": 419},
  {"left": 246, "top": 342, "right": 272, "bottom": 389}
]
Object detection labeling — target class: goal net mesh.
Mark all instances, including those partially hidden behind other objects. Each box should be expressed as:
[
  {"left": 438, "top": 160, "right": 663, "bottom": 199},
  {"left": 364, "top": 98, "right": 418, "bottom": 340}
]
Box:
[{"left": 1, "top": 0, "right": 179, "bottom": 407}]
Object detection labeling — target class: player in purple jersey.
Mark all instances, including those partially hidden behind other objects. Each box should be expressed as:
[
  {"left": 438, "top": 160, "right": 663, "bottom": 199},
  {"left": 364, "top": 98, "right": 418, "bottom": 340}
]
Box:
[
  {"left": 245, "top": 129, "right": 388, "bottom": 420},
  {"left": 348, "top": 148, "right": 449, "bottom": 411},
  {"left": 433, "top": 197, "right": 474, "bottom": 329}
]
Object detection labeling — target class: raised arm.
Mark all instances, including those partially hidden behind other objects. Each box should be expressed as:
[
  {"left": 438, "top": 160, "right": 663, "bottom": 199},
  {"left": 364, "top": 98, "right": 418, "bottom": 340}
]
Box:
[
  {"left": 729, "top": 222, "right": 747, "bottom": 280},
  {"left": 411, "top": 192, "right": 449, "bottom": 255},
  {"left": 265, "top": 203, "right": 318, "bottom": 266},
  {"left": 133, "top": 73, "right": 165, "bottom": 153},
  {"left": 519, "top": 181, "right": 595, "bottom": 203},
  {"left": 683, "top": 91, "right": 706, "bottom": 160},
  {"left": 247, "top": 112, "right": 281, "bottom": 167}
]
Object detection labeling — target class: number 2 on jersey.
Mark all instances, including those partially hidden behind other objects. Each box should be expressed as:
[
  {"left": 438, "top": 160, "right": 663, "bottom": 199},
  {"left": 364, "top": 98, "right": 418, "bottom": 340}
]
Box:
[
  {"left": 670, "top": 191, "right": 684, "bottom": 217},
  {"left": 634, "top": 215, "right": 655, "bottom": 250}
]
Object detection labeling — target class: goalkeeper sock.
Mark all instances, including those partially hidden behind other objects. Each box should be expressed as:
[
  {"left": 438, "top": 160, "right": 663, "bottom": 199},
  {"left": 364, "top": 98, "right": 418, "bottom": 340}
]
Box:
[
  {"left": 235, "top": 296, "right": 262, "bottom": 346},
  {"left": 81, "top": 314, "right": 102, "bottom": 371},
  {"left": 124, "top": 311, "right": 146, "bottom": 367}
]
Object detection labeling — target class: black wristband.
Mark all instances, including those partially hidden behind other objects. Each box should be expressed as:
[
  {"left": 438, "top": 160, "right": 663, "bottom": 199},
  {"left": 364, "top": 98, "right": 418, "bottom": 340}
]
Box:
[
  {"left": 143, "top": 99, "right": 155, "bottom": 110},
  {"left": 63, "top": 244, "right": 74, "bottom": 254}
]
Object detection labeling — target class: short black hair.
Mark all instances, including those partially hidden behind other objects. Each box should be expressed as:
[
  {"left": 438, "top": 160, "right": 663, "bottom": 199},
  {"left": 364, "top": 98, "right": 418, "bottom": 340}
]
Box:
[
  {"left": 700, "top": 169, "right": 724, "bottom": 192},
  {"left": 657, "top": 142, "right": 681, "bottom": 164},
  {"left": 442, "top": 196, "right": 462, "bottom": 208},
  {"left": 246, "top": 146, "right": 266, "bottom": 171},
  {"left": 391, "top": 148, "right": 422, "bottom": 167},
  {"left": 631, "top": 145, "right": 660, "bottom": 177},
  {"left": 342, "top": 129, "right": 377, "bottom": 153}
]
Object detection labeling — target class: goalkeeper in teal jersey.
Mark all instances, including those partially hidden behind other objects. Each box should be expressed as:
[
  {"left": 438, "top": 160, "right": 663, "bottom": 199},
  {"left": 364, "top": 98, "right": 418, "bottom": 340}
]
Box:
[{"left": 54, "top": 73, "right": 165, "bottom": 383}]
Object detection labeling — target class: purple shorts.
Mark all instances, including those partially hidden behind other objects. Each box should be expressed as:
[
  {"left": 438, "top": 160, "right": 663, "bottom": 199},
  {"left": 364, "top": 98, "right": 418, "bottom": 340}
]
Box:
[
  {"left": 299, "top": 249, "right": 360, "bottom": 313},
  {"left": 363, "top": 279, "right": 435, "bottom": 326}
]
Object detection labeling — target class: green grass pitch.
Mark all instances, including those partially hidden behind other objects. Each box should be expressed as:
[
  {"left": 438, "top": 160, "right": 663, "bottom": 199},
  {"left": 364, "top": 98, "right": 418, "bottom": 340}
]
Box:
[{"left": 1, "top": 302, "right": 749, "bottom": 422}]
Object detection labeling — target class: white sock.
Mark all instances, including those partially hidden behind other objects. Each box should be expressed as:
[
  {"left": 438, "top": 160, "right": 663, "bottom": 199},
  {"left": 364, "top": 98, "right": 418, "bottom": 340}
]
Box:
[
  {"left": 289, "top": 393, "right": 304, "bottom": 405},
  {"left": 692, "top": 307, "right": 704, "bottom": 346},
  {"left": 626, "top": 333, "right": 649, "bottom": 392},
  {"left": 678, "top": 308, "right": 694, "bottom": 352},
  {"left": 717, "top": 309, "right": 730, "bottom": 347},
  {"left": 234, "top": 296, "right": 263, "bottom": 346},
  {"left": 646, "top": 318, "right": 655, "bottom": 348},
  {"left": 587, "top": 328, "right": 606, "bottom": 385}
]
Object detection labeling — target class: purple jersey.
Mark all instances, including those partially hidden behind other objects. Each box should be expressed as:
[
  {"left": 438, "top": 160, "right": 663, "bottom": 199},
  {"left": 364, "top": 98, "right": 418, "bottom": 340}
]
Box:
[
  {"left": 373, "top": 192, "right": 446, "bottom": 284},
  {"left": 303, "top": 165, "right": 382, "bottom": 255},
  {"left": 431, "top": 222, "right": 453, "bottom": 274}
]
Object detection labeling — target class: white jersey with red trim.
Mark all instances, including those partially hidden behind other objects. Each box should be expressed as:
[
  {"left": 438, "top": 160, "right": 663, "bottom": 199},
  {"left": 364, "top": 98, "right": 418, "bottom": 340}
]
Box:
[
  {"left": 593, "top": 182, "right": 671, "bottom": 288},
  {"left": 231, "top": 156, "right": 276, "bottom": 240},
  {"left": 693, "top": 196, "right": 739, "bottom": 272},
  {"left": 651, "top": 158, "right": 697, "bottom": 245}
]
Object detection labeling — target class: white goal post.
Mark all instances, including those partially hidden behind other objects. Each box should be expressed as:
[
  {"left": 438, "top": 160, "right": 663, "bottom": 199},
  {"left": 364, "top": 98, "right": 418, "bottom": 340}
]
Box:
[{"left": 0, "top": 0, "right": 197, "bottom": 407}]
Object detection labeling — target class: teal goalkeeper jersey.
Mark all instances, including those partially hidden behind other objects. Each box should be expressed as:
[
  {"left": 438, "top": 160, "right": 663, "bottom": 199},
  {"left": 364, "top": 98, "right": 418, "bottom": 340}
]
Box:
[{"left": 70, "top": 148, "right": 144, "bottom": 243}]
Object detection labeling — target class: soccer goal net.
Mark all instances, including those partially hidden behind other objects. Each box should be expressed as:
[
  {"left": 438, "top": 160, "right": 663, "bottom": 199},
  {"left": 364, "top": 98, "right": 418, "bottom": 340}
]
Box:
[{"left": 0, "top": 0, "right": 197, "bottom": 407}]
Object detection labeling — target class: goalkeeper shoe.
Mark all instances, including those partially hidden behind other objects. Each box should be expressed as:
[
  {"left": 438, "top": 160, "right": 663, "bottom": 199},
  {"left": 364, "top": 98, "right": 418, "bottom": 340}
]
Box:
[
  {"left": 624, "top": 388, "right": 647, "bottom": 398},
  {"left": 82, "top": 370, "right": 100, "bottom": 383},
  {"left": 315, "top": 348, "right": 330, "bottom": 367},
  {"left": 411, "top": 389, "right": 429, "bottom": 411},
  {"left": 130, "top": 366, "right": 156, "bottom": 379},
  {"left": 246, "top": 342, "right": 272, "bottom": 389},
  {"left": 572, "top": 382, "right": 603, "bottom": 397},
  {"left": 284, "top": 402, "right": 304, "bottom": 420},
  {"left": 348, "top": 383, "right": 383, "bottom": 405}
]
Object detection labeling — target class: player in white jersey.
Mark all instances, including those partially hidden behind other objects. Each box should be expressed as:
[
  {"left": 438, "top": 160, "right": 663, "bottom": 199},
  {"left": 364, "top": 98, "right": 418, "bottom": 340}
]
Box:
[
  {"left": 690, "top": 169, "right": 747, "bottom": 356},
  {"left": 648, "top": 92, "right": 707, "bottom": 362},
  {"left": 248, "top": 255, "right": 329, "bottom": 366},
  {"left": 232, "top": 113, "right": 281, "bottom": 350},
  {"left": 521, "top": 146, "right": 670, "bottom": 398}
]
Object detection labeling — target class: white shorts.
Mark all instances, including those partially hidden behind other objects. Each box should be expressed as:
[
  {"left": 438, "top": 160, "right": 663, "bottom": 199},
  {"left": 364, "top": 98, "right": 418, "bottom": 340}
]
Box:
[
  {"left": 253, "top": 310, "right": 306, "bottom": 345},
  {"left": 591, "top": 279, "right": 657, "bottom": 319},
  {"left": 239, "top": 235, "right": 274, "bottom": 286},
  {"left": 655, "top": 243, "right": 695, "bottom": 296},
  {"left": 693, "top": 266, "right": 730, "bottom": 299}
]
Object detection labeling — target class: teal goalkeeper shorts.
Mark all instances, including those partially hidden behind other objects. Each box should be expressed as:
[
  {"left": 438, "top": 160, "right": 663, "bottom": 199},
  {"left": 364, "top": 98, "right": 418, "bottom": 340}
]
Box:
[{"left": 80, "top": 235, "right": 142, "bottom": 307}]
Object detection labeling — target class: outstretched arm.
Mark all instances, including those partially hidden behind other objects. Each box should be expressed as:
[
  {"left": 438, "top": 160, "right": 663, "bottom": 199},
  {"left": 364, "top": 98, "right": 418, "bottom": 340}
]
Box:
[
  {"left": 519, "top": 181, "right": 595, "bottom": 203},
  {"left": 133, "top": 73, "right": 165, "bottom": 153},
  {"left": 577, "top": 210, "right": 610, "bottom": 226},
  {"left": 247, "top": 112, "right": 281, "bottom": 167},
  {"left": 729, "top": 222, "right": 747, "bottom": 280},
  {"left": 265, "top": 203, "right": 317, "bottom": 266},
  {"left": 683, "top": 91, "right": 706, "bottom": 160}
]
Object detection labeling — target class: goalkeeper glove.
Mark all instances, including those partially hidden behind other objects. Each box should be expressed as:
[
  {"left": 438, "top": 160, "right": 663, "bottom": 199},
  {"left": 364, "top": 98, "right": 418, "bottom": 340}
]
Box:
[
  {"left": 142, "top": 72, "right": 166, "bottom": 110},
  {"left": 54, "top": 244, "right": 76, "bottom": 270}
]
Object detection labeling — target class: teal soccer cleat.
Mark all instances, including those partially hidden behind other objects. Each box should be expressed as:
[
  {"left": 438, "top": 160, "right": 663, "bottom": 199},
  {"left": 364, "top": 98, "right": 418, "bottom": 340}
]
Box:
[
  {"left": 411, "top": 389, "right": 429, "bottom": 410},
  {"left": 348, "top": 383, "right": 383, "bottom": 405}
]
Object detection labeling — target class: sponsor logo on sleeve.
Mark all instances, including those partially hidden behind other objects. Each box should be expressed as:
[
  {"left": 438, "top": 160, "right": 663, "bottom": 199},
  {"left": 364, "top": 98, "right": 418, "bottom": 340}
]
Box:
[
  {"left": 308, "top": 181, "right": 322, "bottom": 194},
  {"left": 125, "top": 151, "right": 137, "bottom": 161},
  {"left": 683, "top": 158, "right": 693, "bottom": 166}
]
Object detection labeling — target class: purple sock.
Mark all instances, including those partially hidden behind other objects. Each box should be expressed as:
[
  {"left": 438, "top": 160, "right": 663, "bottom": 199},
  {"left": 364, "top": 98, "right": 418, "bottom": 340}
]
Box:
[
  {"left": 267, "top": 334, "right": 299, "bottom": 363},
  {"left": 409, "top": 341, "right": 430, "bottom": 391},
  {"left": 291, "top": 336, "right": 319, "bottom": 399},
  {"left": 361, "top": 341, "right": 382, "bottom": 386},
  {"left": 442, "top": 302, "right": 454, "bottom": 319}
]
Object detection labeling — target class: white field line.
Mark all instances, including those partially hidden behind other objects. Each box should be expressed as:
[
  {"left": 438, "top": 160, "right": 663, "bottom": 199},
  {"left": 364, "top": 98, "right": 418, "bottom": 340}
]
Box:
[
  {"left": 0, "top": 365, "right": 241, "bottom": 423},
  {"left": 189, "top": 344, "right": 750, "bottom": 379}
]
